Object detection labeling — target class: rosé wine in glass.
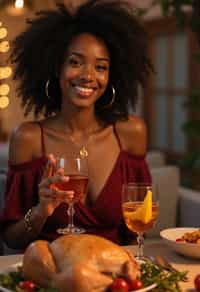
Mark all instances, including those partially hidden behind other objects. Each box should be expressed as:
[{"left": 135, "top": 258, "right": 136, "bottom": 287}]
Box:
[
  {"left": 52, "top": 155, "right": 88, "bottom": 234},
  {"left": 51, "top": 174, "right": 88, "bottom": 203}
]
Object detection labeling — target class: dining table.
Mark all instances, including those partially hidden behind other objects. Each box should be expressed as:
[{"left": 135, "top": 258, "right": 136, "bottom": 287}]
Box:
[
  {"left": 126, "top": 241, "right": 199, "bottom": 292},
  {"left": 0, "top": 241, "right": 199, "bottom": 291}
]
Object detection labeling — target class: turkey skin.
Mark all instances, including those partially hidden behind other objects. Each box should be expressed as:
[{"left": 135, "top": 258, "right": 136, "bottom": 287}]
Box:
[{"left": 23, "top": 234, "right": 140, "bottom": 292}]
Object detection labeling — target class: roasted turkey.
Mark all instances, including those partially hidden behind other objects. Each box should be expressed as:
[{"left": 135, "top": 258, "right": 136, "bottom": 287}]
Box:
[{"left": 23, "top": 234, "right": 140, "bottom": 292}]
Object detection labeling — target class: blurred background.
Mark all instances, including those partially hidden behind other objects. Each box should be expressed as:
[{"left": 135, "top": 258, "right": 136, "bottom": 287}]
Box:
[{"left": 0, "top": 0, "right": 200, "bottom": 190}]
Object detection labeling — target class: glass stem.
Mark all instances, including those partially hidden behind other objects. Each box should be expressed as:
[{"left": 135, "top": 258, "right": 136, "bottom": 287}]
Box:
[
  {"left": 67, "top": 203, "right": 75, "bottom": 229},
  {"left": 137, "top": 232, "right": 144, "bottom": 259}
]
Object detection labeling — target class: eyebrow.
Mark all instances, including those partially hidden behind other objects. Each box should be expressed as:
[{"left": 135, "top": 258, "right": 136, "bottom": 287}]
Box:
[{"left": 70, "top": 52, "right": 110, "bottom": 62}]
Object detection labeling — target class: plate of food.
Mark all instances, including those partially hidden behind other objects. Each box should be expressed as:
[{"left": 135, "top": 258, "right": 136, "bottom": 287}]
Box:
[
  {"left": 0, "top": 262, "right": 157, "bottom": 292},
  {"left": 0, "top": 258, "right": 157, "bottom": 292},
  {"left": 0, "top": 261, "right": 156, "bottom": 292},
  {"left": 0, "top": 234, "right": 186, "bottom": 292},
  {"left": 160, "top": 227, "right": 200, "bottom": 259}
]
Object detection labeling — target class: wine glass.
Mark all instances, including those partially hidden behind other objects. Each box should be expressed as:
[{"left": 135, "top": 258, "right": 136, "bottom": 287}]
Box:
[
  {"left": 122, "top": 182, "right": 159, "bottom": 260},
  {"left": 53, "top": 155, "right": 89, "bottom": 234}
]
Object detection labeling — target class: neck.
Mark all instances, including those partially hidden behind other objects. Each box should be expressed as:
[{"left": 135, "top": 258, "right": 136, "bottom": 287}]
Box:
[{"left": 58, "top": 106, "right": 102, "bottom": 135}]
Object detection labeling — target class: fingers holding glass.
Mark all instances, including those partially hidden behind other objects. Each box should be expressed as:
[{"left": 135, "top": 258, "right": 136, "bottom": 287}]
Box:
[
  {"left": 42, "top": 154, "right": 56, "bottom": 178},
  {"left": 38, "top": 174, "right": 74, "bottom": 217}
]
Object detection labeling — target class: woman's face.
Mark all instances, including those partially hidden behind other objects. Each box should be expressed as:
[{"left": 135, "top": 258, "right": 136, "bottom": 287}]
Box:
[{"left": 59, "top": 33, "right": 110, "bottom": 109}]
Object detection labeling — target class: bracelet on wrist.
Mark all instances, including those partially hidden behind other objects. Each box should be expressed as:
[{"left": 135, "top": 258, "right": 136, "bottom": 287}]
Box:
[{"left": 24, "top": 208, "right": 33, "bottom": 232}]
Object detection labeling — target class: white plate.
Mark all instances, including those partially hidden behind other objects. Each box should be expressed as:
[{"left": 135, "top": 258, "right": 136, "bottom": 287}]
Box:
[
  {"left": 160, "top": 227, "right": 200, "bottom": 259},
  {"left": 0, "top": 287, "right": 12, "bottom": 292},
  {"left": 0, "top": 262, "right": 22, "bottom": 274},
  {"left": 0, "top": 262, "right": 22, "bottom": 292},
  {"left": 0, "top": 282, "right": 157, "bottom": 292},
  {"left": 131, "top": 283, "right": 157, "bottom": 292},
  {"left": 0, "top": 262, "right": 156, "bottom": 292}
]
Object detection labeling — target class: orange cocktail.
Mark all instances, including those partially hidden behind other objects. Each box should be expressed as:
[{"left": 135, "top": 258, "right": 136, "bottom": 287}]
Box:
[{"left": 122, "top": 183, "right": 159, "bottom": 259}]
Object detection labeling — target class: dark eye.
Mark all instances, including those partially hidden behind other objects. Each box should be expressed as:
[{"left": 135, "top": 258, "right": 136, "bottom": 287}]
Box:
[
  {"left": 96, "top": 64, "right": 108, "bottom": 72},
  {"left": 68, "top": 57, "right": 81, "bottom": 67}
]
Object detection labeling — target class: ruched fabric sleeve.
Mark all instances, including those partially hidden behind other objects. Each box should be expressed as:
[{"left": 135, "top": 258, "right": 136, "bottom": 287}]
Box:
[{"left": 0, "top": 157, "right": 47, "bottom": 231}]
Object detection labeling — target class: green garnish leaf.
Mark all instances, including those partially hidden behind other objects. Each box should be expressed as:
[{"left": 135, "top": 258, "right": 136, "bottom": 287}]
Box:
[{"left": 141, "top": 259, "right": 188, "bottom": 292}]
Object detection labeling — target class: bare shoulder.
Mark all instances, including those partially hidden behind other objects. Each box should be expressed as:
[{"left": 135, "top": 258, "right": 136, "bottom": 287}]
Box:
[
  {"left": 115, "top": 115, "right": 147, "bottom": 156},
  {"left": 9, "top": 121, "right": 43, "bottom": 164}
]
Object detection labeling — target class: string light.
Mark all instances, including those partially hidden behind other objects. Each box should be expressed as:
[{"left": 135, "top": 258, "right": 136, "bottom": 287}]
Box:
[
  {"left": 0, "top": 21, "right": 11, "bottom": 110},
  {"left": 0, "top": 40, "right": 9, "bottom": 53},
  {"left": 0, "top": 67, "right": 12, "bottom": 79},
  {"left": 15, "top": 0, "right": 24, "bottom": 9},
  {"left": 0, "top": 84, "right": 9, "bottom": 95},
  {"left": 0, "top": 28, "right": 7, "bottom": 39},
  {"left": 6, "top": 0, "right": 26, "bottom": 16},
  {"left": 0, "top": 96, "right": 9, "bottom": 109}
]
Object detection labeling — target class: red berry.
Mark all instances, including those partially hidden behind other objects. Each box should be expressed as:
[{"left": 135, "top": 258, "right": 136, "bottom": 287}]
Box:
[
  {"left": 18, "top": 280, "right": 36, "bottom": 291},
  {"left": 128, "top": 279, "right": 144, "bottom": 290},
  {"left": 110, "top": 278, "right": 129, "bottom": 292},
  {"left": 194, "top": 274, "right": 200, "bottom": 292},
  {"left": 176, "top": 238, "right": 184, "bottom": 242}
]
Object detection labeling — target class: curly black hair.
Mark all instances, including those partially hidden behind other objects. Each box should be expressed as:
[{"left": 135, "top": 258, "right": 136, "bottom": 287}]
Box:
[{"left": 11, "top": 0, "right": 153, "bottom": 124}]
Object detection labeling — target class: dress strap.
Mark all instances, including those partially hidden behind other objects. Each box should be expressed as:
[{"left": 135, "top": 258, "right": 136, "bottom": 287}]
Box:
[
  {"left": 37, "top": 121, "right": 46, "bottom": 156},
  {"left": 113, "top": 124, "right": 122, "bottom": 150}
]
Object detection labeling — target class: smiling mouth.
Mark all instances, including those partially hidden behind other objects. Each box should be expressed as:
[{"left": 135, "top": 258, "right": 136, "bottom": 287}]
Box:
[{"left": 73, "top": 85, "right": 95, "bottom": 97}]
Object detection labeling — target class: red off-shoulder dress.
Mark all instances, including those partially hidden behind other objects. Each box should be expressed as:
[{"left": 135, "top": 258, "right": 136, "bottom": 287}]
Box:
[{"left": 0, "top": 125, "right": 151, "bottom": 245}]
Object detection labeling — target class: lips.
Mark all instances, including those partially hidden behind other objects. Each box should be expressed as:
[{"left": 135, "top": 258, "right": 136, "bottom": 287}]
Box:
[{"left": 73, "top": 85, "right": 95, "bottom": 97}]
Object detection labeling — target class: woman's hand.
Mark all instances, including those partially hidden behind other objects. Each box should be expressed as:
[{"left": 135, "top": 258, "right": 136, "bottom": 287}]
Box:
[{"left": 37, "top": 154, "right": 74, "bottom": 217}]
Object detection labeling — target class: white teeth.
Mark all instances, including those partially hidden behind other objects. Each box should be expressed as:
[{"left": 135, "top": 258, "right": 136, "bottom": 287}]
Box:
[{"left": 75, "top": 86, "right": 93, "bottom": 94}]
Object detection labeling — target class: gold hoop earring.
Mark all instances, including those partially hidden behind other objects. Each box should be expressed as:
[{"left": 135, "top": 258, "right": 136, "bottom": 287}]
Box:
[
  {"left": 45, "top": 80, "right": 51, "bottom": 99},
  {"left": 102, "top": 85, "right": 115, "bottom": 109}
]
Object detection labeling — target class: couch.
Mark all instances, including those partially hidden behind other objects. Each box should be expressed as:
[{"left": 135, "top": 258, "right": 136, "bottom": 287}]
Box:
[
  {"left": 147, "top": 151, "right": 200, "bottom": 233},
  {"left": 148, "top": 165, "right": 179, "bottom": 238}
]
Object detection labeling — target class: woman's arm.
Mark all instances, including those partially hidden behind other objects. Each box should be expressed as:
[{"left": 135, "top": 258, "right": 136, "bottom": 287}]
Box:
[
  {"left": 2, "top": 123, "right": 70, "bottom": 249},
  {"left": 2, "top": 122, "right": 49, "bottom": 249},
  {"left": 2, "top": 205, "right": 49, "bottom": 249}
]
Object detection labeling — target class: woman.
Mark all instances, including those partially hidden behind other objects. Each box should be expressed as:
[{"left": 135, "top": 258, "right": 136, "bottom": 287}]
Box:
[{"left": 0, "top": 0, "right": 152, "bottom": 249}]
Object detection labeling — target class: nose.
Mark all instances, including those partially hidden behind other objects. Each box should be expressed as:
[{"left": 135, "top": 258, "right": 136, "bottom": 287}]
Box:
[{"left": 80, "top": 64, "right": 94, "bottom": 82}]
